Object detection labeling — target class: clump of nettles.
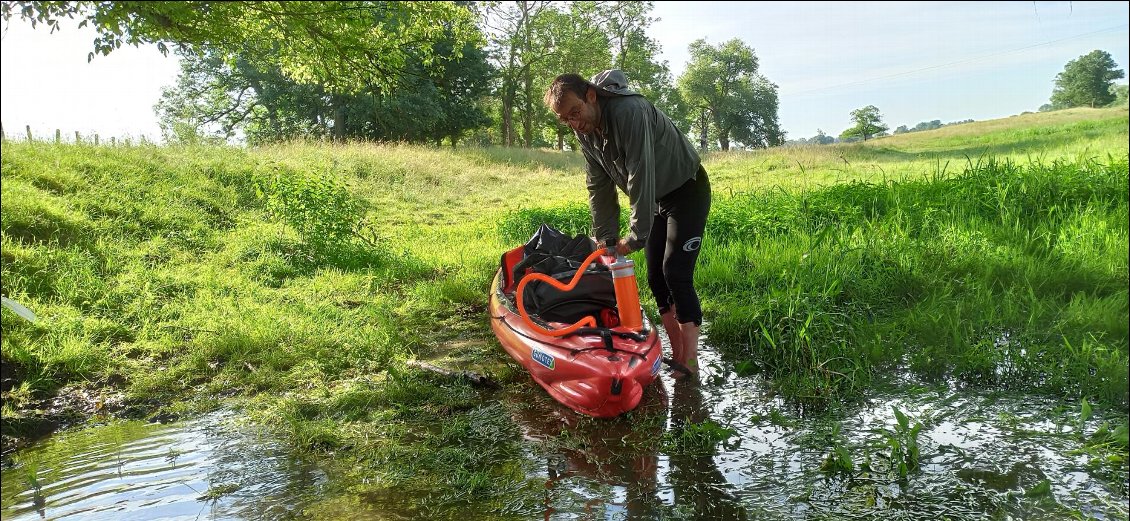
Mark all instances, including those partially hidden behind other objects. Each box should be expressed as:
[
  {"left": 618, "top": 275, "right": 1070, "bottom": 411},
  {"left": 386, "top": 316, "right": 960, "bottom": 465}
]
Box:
[{"left": 254, "top": 166, "right": 377, "bottom": 254}]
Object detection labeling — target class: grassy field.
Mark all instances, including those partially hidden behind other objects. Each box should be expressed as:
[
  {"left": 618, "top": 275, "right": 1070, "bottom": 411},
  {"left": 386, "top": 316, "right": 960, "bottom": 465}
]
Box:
[{"left": 1, "top": 106, "right": 1127, "bottom": 516}]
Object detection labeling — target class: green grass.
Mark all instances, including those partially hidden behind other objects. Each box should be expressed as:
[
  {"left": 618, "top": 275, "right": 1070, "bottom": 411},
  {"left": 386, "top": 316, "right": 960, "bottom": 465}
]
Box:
[
  {"left": 1, "top": 106, "right": 1127, "bottom": 515},
  {"left": 699, "top": 155, "right": 1129, "bottom": 405}
]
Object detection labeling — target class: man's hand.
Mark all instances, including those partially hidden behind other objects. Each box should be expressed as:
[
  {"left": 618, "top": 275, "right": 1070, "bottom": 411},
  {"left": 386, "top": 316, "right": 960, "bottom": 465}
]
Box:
[{"left": 614, "top": 237, "right": 633, "bottom": 256}]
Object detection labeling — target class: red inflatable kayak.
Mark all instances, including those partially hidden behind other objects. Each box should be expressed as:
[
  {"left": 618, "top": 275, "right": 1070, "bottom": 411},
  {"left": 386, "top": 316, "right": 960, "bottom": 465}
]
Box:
[{"left": 489, "top": 229, "right": 662, "bottom": 418}]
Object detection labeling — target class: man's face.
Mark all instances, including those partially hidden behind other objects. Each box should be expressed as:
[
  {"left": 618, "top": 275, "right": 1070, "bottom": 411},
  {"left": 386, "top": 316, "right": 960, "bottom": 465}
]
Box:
[{"left": 553, "top": 89, "right": 598, "bottom": 134}]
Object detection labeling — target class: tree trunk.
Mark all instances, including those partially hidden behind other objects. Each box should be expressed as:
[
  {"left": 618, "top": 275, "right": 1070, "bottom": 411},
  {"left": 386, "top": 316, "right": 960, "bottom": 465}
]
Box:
[
  {"left": 501, "top": 91, "right": 515, "bottom": 147},
  {"left": 499, "top": 2, "right": 528, "bottom": 148},
  {"left": 557, "top": 129, "right": 564, "bottom": 150},
  {"left": 522, "top": 66, "right": 533, "bottom": 147},
  {"left": 719, "top": 135, "right": 730, "bottom": 151},
  {"left": 332, "top": 95, "right": 346, "bottom": 143},
  {"left": 698, "top": 108, "right": 708, "bottom": 153}
]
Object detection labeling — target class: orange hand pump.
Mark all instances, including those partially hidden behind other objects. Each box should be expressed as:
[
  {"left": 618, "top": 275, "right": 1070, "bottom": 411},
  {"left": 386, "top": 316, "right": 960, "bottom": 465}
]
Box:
[
  {"left": 515, "top": 247, "right": 644, "bottom": 337},
  {"left": 609, "top": 253, "right": 643, "bottom": 330}
]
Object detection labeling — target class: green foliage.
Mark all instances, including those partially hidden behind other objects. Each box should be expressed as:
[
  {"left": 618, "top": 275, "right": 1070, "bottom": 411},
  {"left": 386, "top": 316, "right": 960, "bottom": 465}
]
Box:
[
  {"left": 1023, "top": 478, "right": 1052, "bottom": 498},
  {"left": 819, "top": 423, "right": 854, "bottom": 474},
  {"left": 662, "top": 419, "right": 737, "bottom": 456},
  {"left": 599, "top": 2, "right": 685, "bottom": 129},
  {"left": 810, "top": 129, "right": 835, "bottom": 145},
  {"left": 253, "top": 166, "right": 367, "bottom": 252},
  {"left": 1079, "top": 397, "right": 1093, "bottom": 434},
  {"left": 1050, "top": 50, "right": 1126, "bottom": 109},
  {"left": 1, "top": 1, "right": 482, "bottom": 95},
  {"left": 703, "top": 152, "right": 1130, "bottom": 406},
  {"left": 679, "top": 38, "right": 783, "bottom": 150},
  {"left": 156, "top": 24, "right": 493, "bottom": 145},
  {"left": 1109, "top": 83, "right": 1129, "bottom": 107},
  {"left": 881, "top": 406, "right": 922, "bottom": 479},
  {"left": 155, "top": 49, "right": 262, "bottom": 144},
  {"left": 532, "top": 2, "right": 614, "bottom": 148},
  {"left": 495, "top": 202, "right": 609, "bottom": 245},
  {"left": 840, "top": 105, "right": 889, "bottom": 141}
]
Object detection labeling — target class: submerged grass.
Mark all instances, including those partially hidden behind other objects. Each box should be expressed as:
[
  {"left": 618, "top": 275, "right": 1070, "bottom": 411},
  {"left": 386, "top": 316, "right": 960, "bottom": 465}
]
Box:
[{"left": 1, "top": 106, "right": 1127, "bottom": 515}]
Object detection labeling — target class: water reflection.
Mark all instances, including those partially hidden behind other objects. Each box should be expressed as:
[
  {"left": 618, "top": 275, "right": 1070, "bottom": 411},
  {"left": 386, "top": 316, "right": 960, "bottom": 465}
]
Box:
[
  {"left": 508, "top": 382, "right": 666, "bottom": 520},
  {"left": 509, "top": 365, "right": 751, "bottom": 520},
  {"left": 0, "top": 410, "right": 326, "bottom": 520},
  {"left": 665, "top": 378, "right": 748, "bottom": 520},
  {"left": 508, "top": 339, "right": 1129, "bottom": 521}
]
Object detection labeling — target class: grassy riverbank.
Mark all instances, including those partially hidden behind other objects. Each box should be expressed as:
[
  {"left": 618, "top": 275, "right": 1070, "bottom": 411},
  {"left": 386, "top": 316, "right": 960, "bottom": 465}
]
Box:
[{"left": 2, "top": 106, "right": 1127, "bottom": 516}]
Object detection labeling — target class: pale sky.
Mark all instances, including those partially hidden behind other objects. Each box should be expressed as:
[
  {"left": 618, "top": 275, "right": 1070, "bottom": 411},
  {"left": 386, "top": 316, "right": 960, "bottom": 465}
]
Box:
[
  {"left": 650, "top": 1, "right": 1129, "bottom": 139},
  {"left": 1, "top": 1, "right": 1127, "bottom": 143}
]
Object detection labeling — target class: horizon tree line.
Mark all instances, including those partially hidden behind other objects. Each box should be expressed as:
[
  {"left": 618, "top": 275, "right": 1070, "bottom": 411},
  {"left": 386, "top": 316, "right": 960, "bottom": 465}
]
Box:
[{"left": 2, "top": 3, "right": 1124, "bottom": 149}]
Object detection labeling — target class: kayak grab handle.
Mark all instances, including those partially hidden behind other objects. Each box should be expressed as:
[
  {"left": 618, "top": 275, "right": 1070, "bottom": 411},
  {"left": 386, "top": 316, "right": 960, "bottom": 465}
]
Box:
[{"left": 515, "top": 248, "right": 609, "bottom": 337}]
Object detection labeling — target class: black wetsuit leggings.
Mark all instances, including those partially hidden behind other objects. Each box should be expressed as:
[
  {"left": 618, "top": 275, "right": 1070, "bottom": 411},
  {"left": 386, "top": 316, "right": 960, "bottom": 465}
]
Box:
[{"left": 645, "top": 165, "right": 711, "bottom": 326}]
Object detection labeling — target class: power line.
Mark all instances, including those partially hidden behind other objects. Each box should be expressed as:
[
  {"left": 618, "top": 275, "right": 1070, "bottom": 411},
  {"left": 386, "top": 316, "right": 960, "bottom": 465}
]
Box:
[{"left": 786, "top": 23, "right": 1129, "bottom": 97}]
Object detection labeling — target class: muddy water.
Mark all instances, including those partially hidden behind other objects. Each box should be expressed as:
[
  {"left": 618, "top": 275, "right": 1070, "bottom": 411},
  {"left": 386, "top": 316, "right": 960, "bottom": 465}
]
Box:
[
  {"left": 2, "top": 343, "right": 1126, "bottom": 520},
  {"left": 0, "top": 411, "right": 326, "bottom": 520}
]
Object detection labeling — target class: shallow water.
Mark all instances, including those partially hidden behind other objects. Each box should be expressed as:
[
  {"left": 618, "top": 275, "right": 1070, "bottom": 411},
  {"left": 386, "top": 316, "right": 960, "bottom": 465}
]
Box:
[
  {"left": 2, "top": 343, "right": 1126, "bottom": 520},
  {"left": 0, "top": 411, "right": 326, "bottom": 520},
  {"left": 509, "top": 338, "right": 1129, "bottom": 520}
]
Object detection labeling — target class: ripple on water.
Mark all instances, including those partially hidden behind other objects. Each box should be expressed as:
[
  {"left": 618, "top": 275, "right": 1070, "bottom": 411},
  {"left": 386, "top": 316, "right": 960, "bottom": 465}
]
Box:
[{"left": 0, "top": 410, "right": 327, "bottom": 521}]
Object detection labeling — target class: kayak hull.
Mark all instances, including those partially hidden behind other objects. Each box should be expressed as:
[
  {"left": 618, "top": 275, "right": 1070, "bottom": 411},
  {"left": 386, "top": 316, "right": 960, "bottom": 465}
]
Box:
[{"left": 489, "top": 269, "right": 662, "bottom": 418}]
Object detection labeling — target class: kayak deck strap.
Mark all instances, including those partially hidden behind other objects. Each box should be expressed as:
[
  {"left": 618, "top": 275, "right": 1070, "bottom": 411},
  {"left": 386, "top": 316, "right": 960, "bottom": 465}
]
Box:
[{"left": 492, "top": 314, "right": 653, "bottom": 359}]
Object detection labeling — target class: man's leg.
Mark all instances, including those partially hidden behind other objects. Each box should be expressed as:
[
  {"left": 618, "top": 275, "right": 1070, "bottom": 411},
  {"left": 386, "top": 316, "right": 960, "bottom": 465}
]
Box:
[
  {"left": 678, "top": 321, "right": 699, "bottom": 376},
  {"left": 660, "top": 306, "right": 684, "bottom": 364},
  {"left": 647, "top": 210, "right": 684, "bottom": 365},
  {"left": 658, "top": 167, "right": 711, "bottom": 378}
]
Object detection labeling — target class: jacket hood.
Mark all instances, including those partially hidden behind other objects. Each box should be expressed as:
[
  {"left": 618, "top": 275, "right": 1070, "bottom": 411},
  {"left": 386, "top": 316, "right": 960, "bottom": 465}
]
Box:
[{"left": 590, "top": 69, "right": 639, "bottom": 97}]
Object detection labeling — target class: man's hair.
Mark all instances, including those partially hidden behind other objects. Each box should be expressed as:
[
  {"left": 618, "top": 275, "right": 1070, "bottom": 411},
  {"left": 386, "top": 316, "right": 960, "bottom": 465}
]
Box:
[{"left": 544, "top": 74, "right": 593, "bottom": 109}]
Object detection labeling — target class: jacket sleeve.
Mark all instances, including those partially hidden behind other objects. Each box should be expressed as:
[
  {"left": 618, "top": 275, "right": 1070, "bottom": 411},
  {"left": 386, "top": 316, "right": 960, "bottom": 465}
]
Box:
[
  {"left": 583, "top": 146, "right": 620, "bottom": 244},
  {"left": 617, "top": 103, "right": 656, "bottom": 251}
]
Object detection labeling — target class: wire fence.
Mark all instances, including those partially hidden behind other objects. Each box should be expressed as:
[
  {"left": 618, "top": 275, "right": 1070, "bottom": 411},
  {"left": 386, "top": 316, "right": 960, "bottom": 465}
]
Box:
[{"left": 1, "top": 123, "right": 157, "bottom": 146}]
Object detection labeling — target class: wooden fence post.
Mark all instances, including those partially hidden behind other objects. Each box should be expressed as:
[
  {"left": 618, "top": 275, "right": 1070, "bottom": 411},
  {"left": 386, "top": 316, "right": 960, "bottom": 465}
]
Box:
[
  {"left": 94, "top": 134, "right": 100, "bottom": 146},
  {"left": 55, "top": 129, "right": 61, "bottom": 143},
  {"left": 26, "top": 125, "right": 33, "bottom": 142},
  {"left": 75, "top": 131, "right": 81, "bottom": 143}
]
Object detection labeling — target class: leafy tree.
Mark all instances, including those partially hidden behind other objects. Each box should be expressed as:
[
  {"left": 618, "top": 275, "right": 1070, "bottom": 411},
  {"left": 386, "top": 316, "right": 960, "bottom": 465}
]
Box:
[
  {"left": 157, "top": 27, "right": 493, "bottom": 146},
  {"left": 482, "top": 0, "right": 553, "bottom": 147},
  {"left": 1049, "top": 50, "right": 1125, "bottom": 109},
  {"left": 427, "top": 37, "right": 494, "bottom": 147},
  {"left": 3, "top": 1, "right": 482, "bottom": 141},
  {"left": 156, "top": 49, "right": 254, "bottom": 144},
  {"left": 840, "top": 105, "right": 888, "bottom": 141},
  {"left": 913, "top": 120, "right": 943, "bottom": 132},
  {"left": 483, "top": 1, "right": 672, "bottom": 150},
  {"left": 1110, "top": 84, "right": 1129, "bottom": 107},
  {"left": 678, "top": 38, "right": 783, "bottom": 151},
  {"left": 157, "top": 49, "right": 332, "bottom": 145},
  {"left": 3, "top": 1, "right": 478, "bottom": 92},
  {"left": 597, "top": 1, "right": 686, "bottom": 131},
  {"left": 811, "top": 129, "right": 835, "bottom": 145},
  {"left": 893, "top": 125, "right": 909, "bottom": 135},
  {"left": 533, "top": 2, "right": 612, "bottom": 149}
]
